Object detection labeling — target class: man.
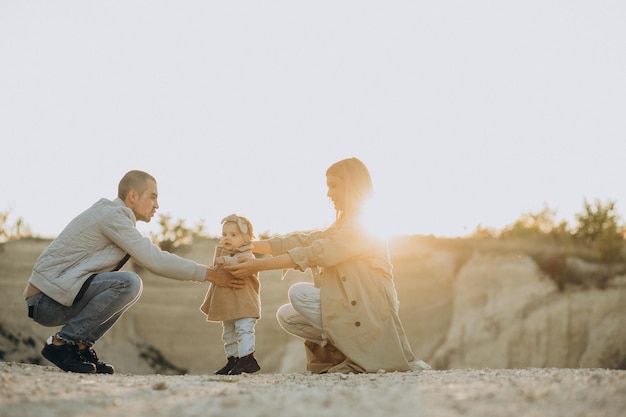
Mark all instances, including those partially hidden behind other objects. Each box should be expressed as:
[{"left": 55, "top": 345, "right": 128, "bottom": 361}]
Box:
[{"left": 24, "top": 170, "right": 245, "bottom": 374}]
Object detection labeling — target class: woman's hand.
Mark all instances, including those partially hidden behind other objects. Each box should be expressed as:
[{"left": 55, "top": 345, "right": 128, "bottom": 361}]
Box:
[{"left": 225, "top": 257, "right": 260, "bottom": 279}]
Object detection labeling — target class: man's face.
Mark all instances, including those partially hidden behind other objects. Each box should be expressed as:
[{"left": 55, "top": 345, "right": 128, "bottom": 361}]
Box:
[{"left": 132, "top": 180, "right": 159, "bottom": 222}]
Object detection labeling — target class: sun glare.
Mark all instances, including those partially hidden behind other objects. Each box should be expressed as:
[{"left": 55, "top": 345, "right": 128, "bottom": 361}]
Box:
[{"left": 361, "top": 196, "right": 406, "bottom": 241}]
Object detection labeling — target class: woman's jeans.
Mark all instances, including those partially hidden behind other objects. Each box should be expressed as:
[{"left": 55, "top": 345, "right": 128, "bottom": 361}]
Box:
[
  {"left": 25, "top": 271, "right": 143, "bottom": 346},
  {"left": 276, "top": 282, "right": 326, "bottom": 345}
]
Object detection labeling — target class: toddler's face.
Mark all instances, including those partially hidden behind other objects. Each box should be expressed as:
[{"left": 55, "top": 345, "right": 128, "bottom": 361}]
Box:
[{"left": 220, "top": 222, "right": 246, "bottom": 250}]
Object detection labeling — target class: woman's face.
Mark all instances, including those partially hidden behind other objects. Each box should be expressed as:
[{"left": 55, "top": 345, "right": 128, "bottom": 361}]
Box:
[{"left": 326, "top": 175, "right": 345, "bottom": 212}]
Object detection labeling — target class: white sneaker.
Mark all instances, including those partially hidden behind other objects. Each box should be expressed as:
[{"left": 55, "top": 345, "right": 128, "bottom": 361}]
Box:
[{"left": 410, "top": 359, "right": 432, "bottom": 371}]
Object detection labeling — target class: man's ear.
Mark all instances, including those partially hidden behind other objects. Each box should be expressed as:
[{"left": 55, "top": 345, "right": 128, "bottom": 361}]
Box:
[{"left": 126, "top": 189, "right": 138, "bottom": 206}]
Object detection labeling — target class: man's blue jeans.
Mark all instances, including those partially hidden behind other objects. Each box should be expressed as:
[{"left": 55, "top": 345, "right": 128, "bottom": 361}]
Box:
[{"left": 26, "top": 271, "right": 143, "bottom": 346}]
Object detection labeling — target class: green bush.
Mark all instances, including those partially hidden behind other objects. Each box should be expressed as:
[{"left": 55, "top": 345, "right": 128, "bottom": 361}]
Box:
[
  {"left": 573, "top": 199, "right": 624, "bottom": 263},
  {"left": 149, "top": 213, "right": 205, "bottom": 251},
  {"left": 495, "top": 199, "right": 625, "bottom": 290},
  {"left": 0, "top": 209, "right": 31, "bottom": 243}
]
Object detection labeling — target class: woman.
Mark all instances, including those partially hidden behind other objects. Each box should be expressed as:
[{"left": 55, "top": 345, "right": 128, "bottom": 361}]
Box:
[{"left": 227, "top": 157, "right": 429, "bottom": 373}]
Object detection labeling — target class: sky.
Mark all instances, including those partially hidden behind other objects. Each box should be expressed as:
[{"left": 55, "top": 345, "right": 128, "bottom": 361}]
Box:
[{"left": 1, "top": 1, "right": 625, "bottom": 240}]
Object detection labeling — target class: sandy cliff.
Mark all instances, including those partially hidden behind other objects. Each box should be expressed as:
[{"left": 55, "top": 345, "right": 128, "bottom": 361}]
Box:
[{"left": 430, "top": 252, "right": 626, "bottom": 369}]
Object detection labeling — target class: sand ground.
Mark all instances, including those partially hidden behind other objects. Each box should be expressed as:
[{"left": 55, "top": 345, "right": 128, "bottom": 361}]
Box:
[{"left": 1, "top": 362, "right": 624, "bottom": 417}]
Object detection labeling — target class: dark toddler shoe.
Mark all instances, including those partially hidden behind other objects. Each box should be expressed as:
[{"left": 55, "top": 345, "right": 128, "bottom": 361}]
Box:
[
  {"left": 228, "top": 352, "right": 260, "bottom": 375},
  {"left": 215, "top": 356, "right": 239, "bottom": 375},
  {"left": 79, "top": 347, "right": 115, "bottom": 374},
  {"left": 41, "top": 342, "right": 96, "bottom": 374}
]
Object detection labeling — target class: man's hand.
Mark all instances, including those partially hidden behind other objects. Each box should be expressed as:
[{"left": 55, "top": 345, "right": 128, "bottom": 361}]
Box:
[{"left": 206, "top": 265, "right": 246, "bottom": 289}]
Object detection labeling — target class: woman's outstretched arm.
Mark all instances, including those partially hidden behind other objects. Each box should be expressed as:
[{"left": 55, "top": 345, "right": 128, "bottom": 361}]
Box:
[
  {"left": 251, "top": 240, "right": 272, "bottom": 254},
  {"left": 225, "top": 253, "right": 296, "bottom": 278}
]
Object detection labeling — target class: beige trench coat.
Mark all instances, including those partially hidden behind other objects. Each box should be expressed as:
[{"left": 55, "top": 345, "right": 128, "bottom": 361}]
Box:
[
  {"left": 199, "top": 244, "right": 260, "bottom": 322},
  {"left": 269, "top": 218, "right": 416, "bottom": 373}
]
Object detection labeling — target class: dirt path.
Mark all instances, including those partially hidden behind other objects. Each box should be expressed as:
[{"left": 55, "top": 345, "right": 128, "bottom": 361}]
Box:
[{"left": 1, "top": 362, "right": 624, "bottom": 417}]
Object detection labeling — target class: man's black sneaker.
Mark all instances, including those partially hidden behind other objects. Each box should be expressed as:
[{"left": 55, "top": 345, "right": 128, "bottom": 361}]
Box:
[
  {"left": 228, "top": 352, "right": 260, "bottom": 375},
  {"left": 215, "top": 356, "right": 239, "bottom": 375},
  {"left": 79, "top": 347, "right": 115, "bottom": 374},
  {"left": 41, "top": 341, "right": 96, "bottom": 373}
]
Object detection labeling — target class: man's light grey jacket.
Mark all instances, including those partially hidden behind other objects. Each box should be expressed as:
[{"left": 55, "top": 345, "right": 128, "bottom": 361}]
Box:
[{"left": 27, "top": 198, "right": 207, "bottom": 306}]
